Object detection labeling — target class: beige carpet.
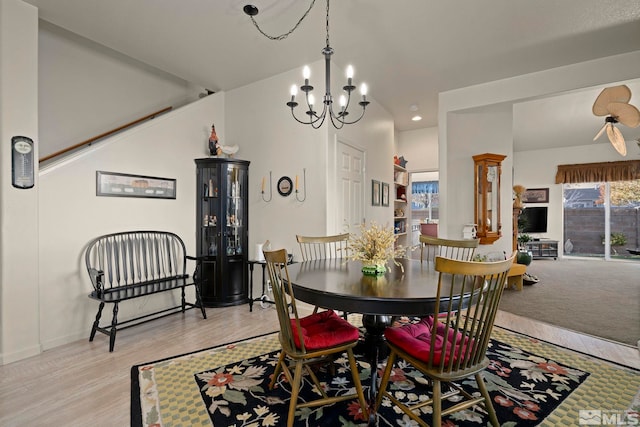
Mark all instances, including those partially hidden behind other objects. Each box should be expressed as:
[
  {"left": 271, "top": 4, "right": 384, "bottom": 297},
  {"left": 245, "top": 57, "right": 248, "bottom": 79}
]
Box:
[{"left": 498, "top": 258, "right": 640, "bottom": 346}]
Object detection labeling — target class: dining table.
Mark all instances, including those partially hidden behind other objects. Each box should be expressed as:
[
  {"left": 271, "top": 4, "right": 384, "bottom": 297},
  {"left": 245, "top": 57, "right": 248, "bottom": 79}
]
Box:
[{"left": 286, "top": 257, "right": 477, "bottom": 424}]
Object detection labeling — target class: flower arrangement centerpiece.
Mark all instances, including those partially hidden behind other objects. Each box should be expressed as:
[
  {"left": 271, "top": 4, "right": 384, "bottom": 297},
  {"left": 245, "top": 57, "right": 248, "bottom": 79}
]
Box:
[{"left": 347, "top": 221, "right": 406, "bottom": 275}]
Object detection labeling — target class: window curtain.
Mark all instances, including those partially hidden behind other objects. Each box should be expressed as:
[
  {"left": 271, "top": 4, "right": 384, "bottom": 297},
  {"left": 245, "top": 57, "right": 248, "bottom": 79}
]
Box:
[
  {"left": 412, "top": 181, "right": 439, "bottom": 193},
  {"left": 555, "top": 160, "right": 640, "bottom": 184}
]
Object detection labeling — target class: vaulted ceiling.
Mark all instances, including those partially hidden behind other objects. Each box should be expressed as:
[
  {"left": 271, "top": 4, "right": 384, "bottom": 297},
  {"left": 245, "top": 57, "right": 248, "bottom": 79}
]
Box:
[{"left": 24, "top": 0, "right": 640, "bottom": 151}]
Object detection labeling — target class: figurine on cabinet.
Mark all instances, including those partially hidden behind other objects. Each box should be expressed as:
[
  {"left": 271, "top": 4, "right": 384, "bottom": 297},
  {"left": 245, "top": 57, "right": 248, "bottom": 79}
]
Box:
[
  {"left": 208, "top": 124, "right": 221, "bottom": 156},
  {"left": 208, "top": 123, "right": 240, "bottom": 158}
]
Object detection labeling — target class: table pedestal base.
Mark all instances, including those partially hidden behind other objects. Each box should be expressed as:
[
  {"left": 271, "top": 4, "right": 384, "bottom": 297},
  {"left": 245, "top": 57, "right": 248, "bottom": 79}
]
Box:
[{"left": 358, "top": 314, "right": 394, "bottom": 426}]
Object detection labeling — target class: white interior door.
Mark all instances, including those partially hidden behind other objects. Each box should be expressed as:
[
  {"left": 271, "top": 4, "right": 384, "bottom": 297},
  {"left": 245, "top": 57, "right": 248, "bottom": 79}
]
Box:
[{"left": 337, "top": 141, "right": 365, "bottom": 233}]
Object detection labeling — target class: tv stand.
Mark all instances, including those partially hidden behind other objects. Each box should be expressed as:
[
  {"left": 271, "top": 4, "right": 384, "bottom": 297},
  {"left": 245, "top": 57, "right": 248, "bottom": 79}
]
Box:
[{"left": 524, "top": 240, "right": 558, "bottom": 259}]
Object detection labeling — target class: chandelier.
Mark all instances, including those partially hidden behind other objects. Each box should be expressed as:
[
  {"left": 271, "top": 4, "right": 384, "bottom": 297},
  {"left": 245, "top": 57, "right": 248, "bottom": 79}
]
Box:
[{"left": 244, "top": 0, "right": 369, "bottom": 129}]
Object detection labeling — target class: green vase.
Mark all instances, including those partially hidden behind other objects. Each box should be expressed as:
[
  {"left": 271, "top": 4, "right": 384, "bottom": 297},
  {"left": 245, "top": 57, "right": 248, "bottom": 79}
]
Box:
[
  {"left": 516, "top": 250, "right": 533, "bottom": 266},
  {"left": 361, "top": 263, "right": 387, "bottom": 276}
]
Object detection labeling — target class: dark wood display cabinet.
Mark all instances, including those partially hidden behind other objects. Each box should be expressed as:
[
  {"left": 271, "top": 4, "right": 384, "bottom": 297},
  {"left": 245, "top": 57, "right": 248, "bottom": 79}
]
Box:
[{"left": 195, "top": 158, "right": 250, "bottom": 307}]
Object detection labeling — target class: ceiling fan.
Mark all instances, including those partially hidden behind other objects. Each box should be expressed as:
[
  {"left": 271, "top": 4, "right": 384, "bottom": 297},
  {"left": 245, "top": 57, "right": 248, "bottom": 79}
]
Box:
[{"left": 592, "top": 84, "right": 640, "bottom": 156}]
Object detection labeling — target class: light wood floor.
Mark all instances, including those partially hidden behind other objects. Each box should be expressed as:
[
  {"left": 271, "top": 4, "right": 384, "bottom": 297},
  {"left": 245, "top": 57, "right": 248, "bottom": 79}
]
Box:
[{"left": 0, "top": 304, "right": 638, "bottom": 427}]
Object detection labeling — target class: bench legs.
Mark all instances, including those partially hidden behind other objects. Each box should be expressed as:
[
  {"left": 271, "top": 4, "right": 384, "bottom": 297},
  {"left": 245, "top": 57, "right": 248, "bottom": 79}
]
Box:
[
  {"left": 89, "top": 301, "right": 119, "bottom": 352},
  {"left": 109, "top": 303, "right": 119, "bottom": 352},
  {"left": 89, "top": 302, "right": 105, "bottom": 342},
  {"left": 90, "top": 284, "right": 206, "bottom": 352}
]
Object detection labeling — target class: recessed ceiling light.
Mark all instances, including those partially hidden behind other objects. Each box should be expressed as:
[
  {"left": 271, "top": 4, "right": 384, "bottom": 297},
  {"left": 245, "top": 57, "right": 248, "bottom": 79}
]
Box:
[{"left": 412, "top": 115, "right": 422, "bottom": 121}]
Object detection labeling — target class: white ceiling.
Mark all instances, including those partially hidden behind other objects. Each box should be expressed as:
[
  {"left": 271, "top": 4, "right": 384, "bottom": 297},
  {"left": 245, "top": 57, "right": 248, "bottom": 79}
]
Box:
[{"left": 23, "top": 0, "right": 640, "bottom": 151}]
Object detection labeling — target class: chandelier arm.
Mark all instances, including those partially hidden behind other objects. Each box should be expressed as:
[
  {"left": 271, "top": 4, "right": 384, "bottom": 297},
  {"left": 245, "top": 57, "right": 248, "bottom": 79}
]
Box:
[
  {"left": 328, "top": 112, "right": 346, "bottom": 129},
  {"left": 248, "top": 0, "right": 317, "bottom": 41},
  {"left": 335, "top": 90, "right": 353, "bottom": 118},
  {"left": 289, "top": 101, "right": 328, "bottom": 127},
  {"left": 311, "top": 103, "right": 329, "bottom": 129},
  {"left": 289, "top": 109, "right": 314, "bottom": 125},
  {"left": 303, "top": 92, "right": 327, "bottom": 125},
  {"left": 334, "top": 104, "right": 368, "bottom": 125}
]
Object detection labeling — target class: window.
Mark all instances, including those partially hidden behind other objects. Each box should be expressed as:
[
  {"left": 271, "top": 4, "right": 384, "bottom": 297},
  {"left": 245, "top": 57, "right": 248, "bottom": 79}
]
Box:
[
  {"left": 563, "top": 180, "right": 640, "bottom": 259},
  {"left": 410, "top": 171, "right": 439, "bottom": 249}
]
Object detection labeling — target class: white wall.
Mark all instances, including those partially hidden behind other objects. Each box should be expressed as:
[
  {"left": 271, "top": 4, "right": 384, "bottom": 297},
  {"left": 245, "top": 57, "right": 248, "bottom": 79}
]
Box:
[
  {"left": 38, "top": 21, "right": 198, "bottom": 159},
  {"left": 397, "top": 126, "right": 438, "bottom": 172},
  {"left": 0, "top": 0, "right": 40, "bottom": 365},
  {"left": 36, "top": 94, "right": 224, "bottom": 351},
  {"left": 225, "top": 60, "right": 394, "bottom": 262},
  {"left": 445, "top": 107, "right": 514, "bottom": 253}
]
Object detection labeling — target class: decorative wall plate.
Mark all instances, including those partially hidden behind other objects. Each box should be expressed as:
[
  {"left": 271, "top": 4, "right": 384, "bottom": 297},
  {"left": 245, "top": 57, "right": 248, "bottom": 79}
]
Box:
[{"left": 277, "top": 176, "right": 293, "bottom": 196}]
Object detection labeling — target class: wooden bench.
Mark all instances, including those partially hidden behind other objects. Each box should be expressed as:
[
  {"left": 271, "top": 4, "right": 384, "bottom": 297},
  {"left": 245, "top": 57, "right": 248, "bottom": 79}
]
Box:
[
  {"left": 506, "top": 263, "right": 527, "bottom": 291},
  {"left": 85, "top": 231, "right": 207, "bottom": 351}
]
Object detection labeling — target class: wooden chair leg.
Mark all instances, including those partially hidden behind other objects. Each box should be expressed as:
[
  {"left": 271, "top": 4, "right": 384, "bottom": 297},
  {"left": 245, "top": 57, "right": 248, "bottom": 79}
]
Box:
[
  {"left": 346, "top": 348, "right": 369, "bottom": 419},
  {"left": 432, "top": 379, "right": 442, "bottom": 427},
  {"left": 375, "top": 351, "right": 396, "bottom": 411},
  {"left": 269, "top": 351, "right": 285, "bottom": 390},
  {"left": 89, "top": 302, "right": 105, "bottom": 341},
  {"left": 475, "top": 372, "right": 500, "bottom": 427},
  {"left": 287, "top": 361, "right": 304, "bottom": 427}
]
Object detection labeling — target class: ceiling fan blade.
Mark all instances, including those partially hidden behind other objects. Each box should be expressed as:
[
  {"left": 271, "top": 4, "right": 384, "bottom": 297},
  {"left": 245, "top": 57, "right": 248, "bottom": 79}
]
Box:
[
  {"left": 592, "top": 85, "right": 632, "bottom": 116},
  {"left": 606, "top": 124, "right": 627, "bottom": 156},
  {"left": 593, "top": 122, "right": 607, "bottom": 141},
  {"left": 607, "top": 102, "right": 640, "bottom": 128}
]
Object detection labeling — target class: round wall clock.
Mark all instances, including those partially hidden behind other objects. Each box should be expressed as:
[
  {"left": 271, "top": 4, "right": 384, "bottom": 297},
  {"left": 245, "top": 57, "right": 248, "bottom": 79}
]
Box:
[{"left": 277, "top": 176, "right": 293, "bottom": 196}]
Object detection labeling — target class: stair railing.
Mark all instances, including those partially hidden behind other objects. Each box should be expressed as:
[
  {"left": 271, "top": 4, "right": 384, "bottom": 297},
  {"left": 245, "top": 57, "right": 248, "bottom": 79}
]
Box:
[{"left": 39, "top": 106, "right": 172, "bottom": 163}]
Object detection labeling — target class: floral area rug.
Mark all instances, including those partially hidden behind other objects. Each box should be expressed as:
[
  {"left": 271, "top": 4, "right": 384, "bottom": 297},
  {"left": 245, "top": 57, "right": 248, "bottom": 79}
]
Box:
[{"left": 131, "top": 326, "right": 640, "bottom": 427}]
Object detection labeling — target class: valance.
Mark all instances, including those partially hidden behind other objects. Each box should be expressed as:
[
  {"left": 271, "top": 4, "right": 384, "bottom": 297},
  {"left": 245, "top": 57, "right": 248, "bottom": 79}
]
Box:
[{"left": 555, "top": 160, "right": 640, "bottom": 184}]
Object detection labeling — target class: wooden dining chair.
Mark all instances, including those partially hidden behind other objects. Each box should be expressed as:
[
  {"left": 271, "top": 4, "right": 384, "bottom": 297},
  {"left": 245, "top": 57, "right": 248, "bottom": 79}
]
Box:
[
  {"left": 376, "top": 254, "right": 515, "bottom": 427},
  {"left": 420, "top": 235, "right": 479, "bottom": 262},
  {"left": 296, "top": 233, "right": 350, "bottom": 261},
  {"left": 416, "top": 236, "right": 480, "bottom": 325},
  {"left": 297, "top": 233, "right": 350, "bottom": 316},
  {"left": 263, "top": 249, "right": 368, "bottom": 426}
]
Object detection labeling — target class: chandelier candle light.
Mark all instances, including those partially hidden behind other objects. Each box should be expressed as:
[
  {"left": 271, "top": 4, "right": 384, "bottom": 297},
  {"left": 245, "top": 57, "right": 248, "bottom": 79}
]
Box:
[{"left": 244, "top": 0, "right": 369, "bottom": 129}]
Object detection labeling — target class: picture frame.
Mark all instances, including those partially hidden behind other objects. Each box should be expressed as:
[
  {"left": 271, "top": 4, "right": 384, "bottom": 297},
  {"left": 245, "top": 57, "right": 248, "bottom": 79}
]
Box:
[
  {"left": 372, "top": 180, "right": 381, "bottom": 206},
  {"left": 522, "top": 188, "right": 549, "bottom": 204},
  {"left": 382, "top": 182, "right": 390, "bottom": 207},
  {"left": 96, "top": 171, "right": 176, "bottom": 199}
]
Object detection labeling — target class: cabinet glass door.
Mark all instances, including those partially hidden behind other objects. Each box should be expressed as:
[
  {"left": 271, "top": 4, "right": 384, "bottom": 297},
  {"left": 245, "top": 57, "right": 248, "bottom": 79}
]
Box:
[
  {"left": 199, "top": 164, "right": 220, "bottom": 257},
  {"left": 224, "top": 165, "right": 246, "bottom": 257}
]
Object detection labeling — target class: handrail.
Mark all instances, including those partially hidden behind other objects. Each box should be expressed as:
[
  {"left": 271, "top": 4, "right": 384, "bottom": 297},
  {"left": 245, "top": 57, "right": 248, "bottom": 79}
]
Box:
[{"left": 39, "top": 106, "right": 173, "bottom": 163}]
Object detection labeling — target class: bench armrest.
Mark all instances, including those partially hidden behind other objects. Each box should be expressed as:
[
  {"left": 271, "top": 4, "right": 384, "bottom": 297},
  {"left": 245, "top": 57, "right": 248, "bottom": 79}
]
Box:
[{"left": 88, "top": 268, "right": 104, "bottom": 295}]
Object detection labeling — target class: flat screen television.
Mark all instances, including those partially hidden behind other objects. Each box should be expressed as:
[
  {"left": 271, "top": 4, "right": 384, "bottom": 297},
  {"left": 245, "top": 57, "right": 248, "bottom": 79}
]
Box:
[{"left": 519, "top": 206, "right": 548, "bottom": 233}]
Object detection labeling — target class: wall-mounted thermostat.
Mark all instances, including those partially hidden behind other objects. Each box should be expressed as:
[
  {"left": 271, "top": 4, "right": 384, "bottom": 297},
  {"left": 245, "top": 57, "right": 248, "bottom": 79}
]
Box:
[{"left": 12, "top": 136, "right": 34, "bottom": 189}]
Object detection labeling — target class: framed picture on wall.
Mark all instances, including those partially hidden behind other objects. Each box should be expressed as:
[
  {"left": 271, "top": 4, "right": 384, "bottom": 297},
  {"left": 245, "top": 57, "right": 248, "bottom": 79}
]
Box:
[
  {"left": 96, "top": 171, "right": 177, "bottom": 199},
  {"left": 522, "top": 188, "right": 549, "bottom": 204},
  {"left": 372, "top": 180, "right": 381, "bottom": 206},
  {"left": 382, "top": 182, "right": 390, "bottom": 206}
]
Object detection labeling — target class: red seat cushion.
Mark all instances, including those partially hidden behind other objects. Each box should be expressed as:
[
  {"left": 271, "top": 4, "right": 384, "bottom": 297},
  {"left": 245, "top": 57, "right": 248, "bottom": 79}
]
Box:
[
  {"left": 290, "top": 310, "right": 360, "bottom": 350},
  {"left": 384, "top": 316, "right": 471, "bottom": 365}
]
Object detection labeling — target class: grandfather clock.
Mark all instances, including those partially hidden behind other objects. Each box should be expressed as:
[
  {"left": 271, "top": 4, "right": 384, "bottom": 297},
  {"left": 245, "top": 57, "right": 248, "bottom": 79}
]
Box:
[{"left": 473, "top": 153, "right": 506, "bottom": 244}]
